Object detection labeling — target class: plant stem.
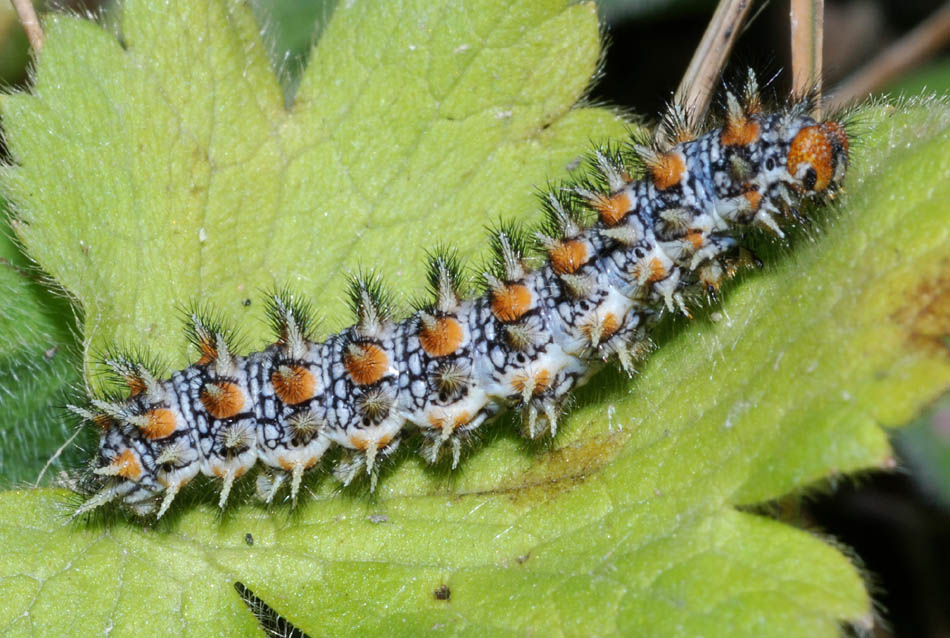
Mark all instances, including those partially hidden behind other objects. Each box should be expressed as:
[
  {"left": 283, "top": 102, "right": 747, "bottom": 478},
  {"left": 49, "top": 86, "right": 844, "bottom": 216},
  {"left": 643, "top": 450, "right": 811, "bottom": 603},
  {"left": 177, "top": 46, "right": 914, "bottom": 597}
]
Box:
[
  {"left": 790, "top": 0, "right": 824, "bottom": 112},
  {"left": 10, "top": 0, "right": 43, "bottom": 52},
  {"left": 676, "top": 0, "right": 754, "bottom": 124}
]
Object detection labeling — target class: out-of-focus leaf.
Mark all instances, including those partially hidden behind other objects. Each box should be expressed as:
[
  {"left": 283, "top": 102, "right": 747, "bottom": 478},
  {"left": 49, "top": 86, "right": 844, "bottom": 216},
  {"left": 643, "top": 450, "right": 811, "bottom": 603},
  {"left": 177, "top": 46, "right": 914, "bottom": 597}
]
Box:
[{"left": 0, "top": 214, "right": 83, "bottom": 487}]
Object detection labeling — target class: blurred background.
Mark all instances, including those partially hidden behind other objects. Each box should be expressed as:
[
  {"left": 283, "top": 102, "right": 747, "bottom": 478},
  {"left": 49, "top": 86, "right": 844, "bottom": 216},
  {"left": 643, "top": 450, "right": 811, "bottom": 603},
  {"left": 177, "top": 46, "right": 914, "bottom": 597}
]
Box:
[{"left": 0, "top": 0, "right": 947, "bottom": 636}]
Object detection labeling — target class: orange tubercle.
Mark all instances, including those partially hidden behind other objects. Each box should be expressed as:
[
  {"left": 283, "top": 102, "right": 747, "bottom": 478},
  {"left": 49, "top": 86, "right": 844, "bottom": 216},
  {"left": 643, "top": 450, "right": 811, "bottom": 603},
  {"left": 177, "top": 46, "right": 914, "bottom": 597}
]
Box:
[
  {"left": 195, "top": 340, "right": 218, "bottom": 366},
  {"left": 200, "top": 381, "right": 246, "bottom": 419},
  {"left": 637, "top": 257, "right": 667, "bottom": 282},
  {"left": 700, "top": 268, "right": 723, "bottom": 291},
  {"left": 279, "top": 456, "right": 318, "bottom": 471},
  {"left": 418, "top": 316, "right": 464, "bottom": 357},
  {"left": 349, "top": 433, "right": 393, "bottom": 451},
  {"left": 157, "top": 476, "right": 191, "bottom": 489},
  {"left": 451, "top": 411, "right": 471, "bottom": 430},
  {"left": 685, "top": 229, "right": 705, "bottom": 250},
  {"left": 491, "top": 283, "right": 533, "bottom": 323},
  {"left": 113, "top": 449, "right": 142, "bottom": 480},
  {"left": 600, "top": 313, "right": 620, "bottom": 339},
  {"left": 92, "top": 414, "right": 115, "bottom": 431},
  {"left": 591, "top": 191, "right": 632, "bottom": 226},
  {"left": 272, "top": 365, "right": 317, "bottom": 405},
  {"left": 720, "top": 117, "right": 761, "bottom": 146},
  {"left": 212, "top": 465, "right": 247, "bottom": 479},
  {"left": 143, "top": 408, "right": 177, "bottom": 440},
  {"left": 125, "top": 375, "right": 146, "bottom": 397},
  {"left": 548, "top": 239, "right": 589, "bottom": 275},
  {"left": 427, "top": 411, "right": 472, "bottom": 431},
  {"left": 743, "top": 190, "right": 761, "bottom": 211},
  {"left": 344, "top": 342, "right": 390, "bottom": 386},
  {"left": 582, "top": 312, "right": 620, "bottom": 341},
  {"left": 650, "top": 151, "right": 686, "bottom": 190},
  {"left": 512, "top": 369, "right": 551, "bottom": 396}
]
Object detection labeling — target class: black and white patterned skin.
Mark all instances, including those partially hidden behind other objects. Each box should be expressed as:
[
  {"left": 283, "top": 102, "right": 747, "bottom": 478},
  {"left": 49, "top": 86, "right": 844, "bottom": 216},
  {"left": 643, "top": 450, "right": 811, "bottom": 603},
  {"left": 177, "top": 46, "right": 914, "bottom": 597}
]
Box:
[{"left": 72, "top": 74, "right": 850, "bottom": 518}]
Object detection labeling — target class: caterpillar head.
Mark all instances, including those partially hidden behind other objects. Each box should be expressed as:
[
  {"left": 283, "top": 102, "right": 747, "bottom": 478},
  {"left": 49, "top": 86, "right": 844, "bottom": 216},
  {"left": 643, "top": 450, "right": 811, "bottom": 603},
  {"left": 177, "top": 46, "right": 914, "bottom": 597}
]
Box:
[
  {"left": 745, "top": 115, "right": 850, "bottom": 227},
  {"left": 74, "top": 426, "right": 163, "bottom": 518},
  {"left": 786, "top": 120, "right": 850, "bottom": 194}
]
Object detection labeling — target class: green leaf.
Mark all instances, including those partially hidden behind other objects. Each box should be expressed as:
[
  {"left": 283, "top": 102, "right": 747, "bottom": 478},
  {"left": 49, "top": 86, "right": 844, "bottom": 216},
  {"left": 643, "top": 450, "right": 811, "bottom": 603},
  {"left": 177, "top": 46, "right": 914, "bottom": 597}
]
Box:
[
  {"left": 0, "top": 0, "right": 948, "bottom": 636},
  {"left": 249, "top": 0, "right": 337, "bottom": 89},
  {"left": 896, "top": 393, "right": 950, "bottom": 506},
  {"left": 1, "top": 0, "right": 622, "bottom": 377},
  {"left": 0, "top": 213, "right": 84, "bottom": 487},
  {"left": 880, "top": 59, "right": 950, "bottom": 100}
]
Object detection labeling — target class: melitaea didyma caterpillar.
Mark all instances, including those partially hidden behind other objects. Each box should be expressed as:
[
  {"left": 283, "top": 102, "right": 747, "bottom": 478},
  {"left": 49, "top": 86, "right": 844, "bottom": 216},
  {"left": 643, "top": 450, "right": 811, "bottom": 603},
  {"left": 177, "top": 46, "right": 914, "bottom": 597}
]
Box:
[{"left": 70, "top": 70, "right": 850, "bottom": 518}]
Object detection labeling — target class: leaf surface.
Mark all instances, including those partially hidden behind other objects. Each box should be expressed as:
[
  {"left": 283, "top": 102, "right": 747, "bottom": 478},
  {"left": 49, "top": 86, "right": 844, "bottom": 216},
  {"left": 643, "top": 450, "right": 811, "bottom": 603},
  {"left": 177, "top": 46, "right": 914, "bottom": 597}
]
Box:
[{"left": 0, "top": 218, "right": 83, "bottom": 486}]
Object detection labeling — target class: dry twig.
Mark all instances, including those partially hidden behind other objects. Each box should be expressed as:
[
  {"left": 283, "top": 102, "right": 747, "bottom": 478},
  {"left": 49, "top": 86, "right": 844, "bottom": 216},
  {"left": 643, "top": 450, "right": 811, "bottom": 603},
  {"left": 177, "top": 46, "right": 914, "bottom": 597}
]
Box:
[
  {"left": 675, "top": 0, "right": 755, "bottom": 124},
  {"left": 790, "top": 0, "right": 824, "bottom": 112},
  {"left": 10, "top": 0, "right": 43, "bottom": 52}
]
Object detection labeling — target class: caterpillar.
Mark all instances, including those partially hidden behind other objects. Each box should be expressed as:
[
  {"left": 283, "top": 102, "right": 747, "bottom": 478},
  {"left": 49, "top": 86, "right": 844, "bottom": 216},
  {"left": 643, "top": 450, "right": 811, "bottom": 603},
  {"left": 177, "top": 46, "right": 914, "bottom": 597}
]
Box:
[{"left": 70, "top": 70, "right": 850, "bottom": 519}]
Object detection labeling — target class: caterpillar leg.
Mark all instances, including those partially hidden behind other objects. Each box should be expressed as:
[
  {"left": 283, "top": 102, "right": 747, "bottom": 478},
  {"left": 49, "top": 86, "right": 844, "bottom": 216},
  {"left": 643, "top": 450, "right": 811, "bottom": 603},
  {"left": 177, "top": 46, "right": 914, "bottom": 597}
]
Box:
[
  {"left": 72, "top": 482, "right": 130, "bottom": 518},
  {"left": 511, "top": 351, "right": 585, "bottom": 439},
  {"left": 419, "top": 409, "right": 497, "bottom": 468},
  {"left": 156, "top": 481, "right": 182, "bottom": 519},
  {"left": 521, "top": 395, "right": 565, "bottom": 440},
  {"left": 254, "top": 461, "right": 309, "bottom": 505},
  {"left": 256, "top": 471, "right": 286, "bottom": 504},
  {"left": 333, "top": 454, "right": 363, "bottom": 488},
  {"left": 333, "top": 437, "right": 401, "bottom": 491},
  {"left": 217, "top": 467, "right": 240, "bottom": 509},
  {"left": 256, "top": 423, "right": 330, "bottom": 504}
]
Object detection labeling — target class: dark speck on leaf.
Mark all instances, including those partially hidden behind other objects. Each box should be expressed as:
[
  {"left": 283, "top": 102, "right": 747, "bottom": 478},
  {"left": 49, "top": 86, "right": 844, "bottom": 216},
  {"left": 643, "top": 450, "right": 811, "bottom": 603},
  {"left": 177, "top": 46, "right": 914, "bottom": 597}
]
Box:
[{"left": 433, "top": 585, "right": 451, "bottom": 601}]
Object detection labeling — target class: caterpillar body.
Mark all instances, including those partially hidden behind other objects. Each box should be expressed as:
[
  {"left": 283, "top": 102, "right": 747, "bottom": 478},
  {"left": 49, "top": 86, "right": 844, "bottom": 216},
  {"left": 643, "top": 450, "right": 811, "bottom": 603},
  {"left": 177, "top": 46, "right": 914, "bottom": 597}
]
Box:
[{"left": 71, "top": 72, "right": 850, "bottom": 519}]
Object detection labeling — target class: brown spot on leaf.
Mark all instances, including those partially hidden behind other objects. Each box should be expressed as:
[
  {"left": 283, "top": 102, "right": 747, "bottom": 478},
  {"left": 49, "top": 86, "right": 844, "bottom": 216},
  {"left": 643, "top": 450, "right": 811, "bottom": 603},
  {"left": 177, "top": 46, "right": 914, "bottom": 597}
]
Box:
[
  {"left": 892, "top": 265, "right": 950, "bottom": 356},
  {"left": 492, "top": 429, "right": 631, "bottom": 506}
]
